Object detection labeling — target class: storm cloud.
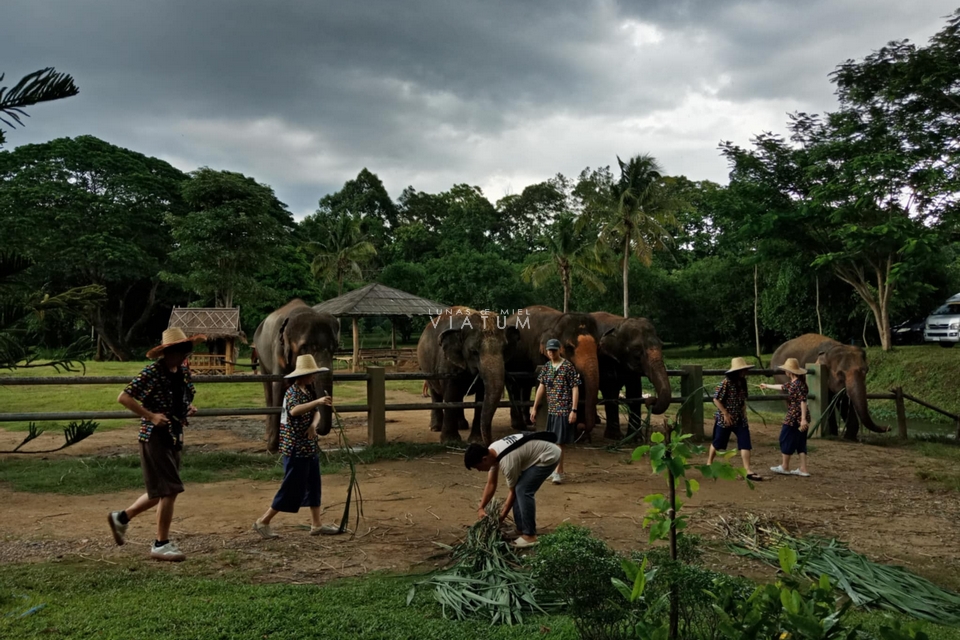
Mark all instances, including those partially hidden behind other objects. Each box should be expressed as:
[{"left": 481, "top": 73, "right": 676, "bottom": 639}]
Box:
[{"left": 2, "top": 0, "right": 955, "bottom": 216}]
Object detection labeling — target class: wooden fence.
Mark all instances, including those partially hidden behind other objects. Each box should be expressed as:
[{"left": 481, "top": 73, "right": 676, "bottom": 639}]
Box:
[{"left": 1, "top": 364, "right": 957, "bottom": 445}]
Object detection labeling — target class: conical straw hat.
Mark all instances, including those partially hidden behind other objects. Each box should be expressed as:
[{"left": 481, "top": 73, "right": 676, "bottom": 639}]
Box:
[
  {"left": 284, "top": 354, "right": 329, "bottom": 379},
  {"left": 146, "top": 327, "right": 206, "bottom": 359},
  {"left": 777, "top": 358, "right": 807, "bottom": 375},
  {"left": 726, "top": 357, "right": 754, "bottom": 373}
]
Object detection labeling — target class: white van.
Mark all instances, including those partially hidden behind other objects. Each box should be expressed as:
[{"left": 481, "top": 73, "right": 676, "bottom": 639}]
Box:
[{"left": 924, "top": 292, "right": 960, "bottom": 348}]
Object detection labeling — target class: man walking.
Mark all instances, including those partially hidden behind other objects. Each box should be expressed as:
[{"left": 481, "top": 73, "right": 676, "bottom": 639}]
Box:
[
  {"left": 107, "top": 328, "right": 203, "bottom": 562},
  {"left": 530, "top": 338, "right": 580, "bottom": 484},
  {"left": 464, "top": 432, "right": 560, "bottom": 548}
]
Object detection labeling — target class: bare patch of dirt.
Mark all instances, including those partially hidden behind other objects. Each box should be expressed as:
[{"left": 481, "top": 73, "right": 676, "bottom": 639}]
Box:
[{"left": 2, "top": 390, "right": 959, "bottom": 589}]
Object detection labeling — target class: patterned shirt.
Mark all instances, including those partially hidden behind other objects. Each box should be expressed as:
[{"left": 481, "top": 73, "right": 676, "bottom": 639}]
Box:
[
  {"left": 123, "top": 362, "right": 195, "bottom": 445},
  {"left": 783, "top": 378, "right": 811, "bottom": 427},
  {"left": 713, "top": 378, "right": 748, "bottom": 427},
  {"left": 537, "top": 360, "right": 582, "bottom": 415},
  {"left": 279, "top": 385, "right": 319, "bottom": 457}
]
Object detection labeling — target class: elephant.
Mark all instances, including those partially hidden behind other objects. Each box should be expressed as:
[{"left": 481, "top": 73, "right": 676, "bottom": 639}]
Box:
[
  {"left": 770, "top": 334, "right": 888, "bottom": 441},
  {"left": 591, "top": 312, "right": 672, "bottom": 440},
  {"left": 504, "top": 305, "right": 601, "bottom": 437},
  {"left": 252, "top": 299, "right": 341, "bottom": 452},
  {"left": 417, "top": 307, "right": 520, "bottom": 444}
]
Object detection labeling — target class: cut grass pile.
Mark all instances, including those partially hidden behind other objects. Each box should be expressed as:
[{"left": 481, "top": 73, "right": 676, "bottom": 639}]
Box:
[
  {"left": 0, "top": 443, "right": 451, "bottom": 494},
  {"left": 0, "top": 561, "right": 577, "bottom": 640}
]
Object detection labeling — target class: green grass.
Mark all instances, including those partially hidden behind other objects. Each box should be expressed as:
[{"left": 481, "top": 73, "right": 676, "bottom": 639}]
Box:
[
  {"left": 847, "top": 610, "right": 960, "bottom": 640},
  {"left": 0, "top": 562, "right": 577, "bottom": 640},
  {"left": 0, "top": 443, "right": 451, "bottom": 494}
]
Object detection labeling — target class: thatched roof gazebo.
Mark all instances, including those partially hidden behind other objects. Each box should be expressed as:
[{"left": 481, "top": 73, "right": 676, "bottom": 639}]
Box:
[
  {"left": 312, "top": 283, "right": 448, "bottom": 371},
  {"left": 168, "top": 307, "right": 246, "bottom": 374}
]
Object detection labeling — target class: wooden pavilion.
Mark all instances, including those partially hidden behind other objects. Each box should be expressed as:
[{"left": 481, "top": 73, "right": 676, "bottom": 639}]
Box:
[
  {"left": 167, "top": 307, "right": 246, "bottom": 375},
  {"left": 312, "top": 283, "right": 448, "bottom": 371}
]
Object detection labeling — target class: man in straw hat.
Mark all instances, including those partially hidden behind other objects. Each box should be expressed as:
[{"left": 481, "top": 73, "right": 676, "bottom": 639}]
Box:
[
  {"left": 761, "top": 358, "right": 811, "bottom": 477},
  {"left": 106, "top": 327, "right": 204, "bottom": 562},
  {"left": 253, "top": 354, "right": 334, "bottom": 538},
  {"left": 706, "top": 357, "right": 763, "bottom": 481}
]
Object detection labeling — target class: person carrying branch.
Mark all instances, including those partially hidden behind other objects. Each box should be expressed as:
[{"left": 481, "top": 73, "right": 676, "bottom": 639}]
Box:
[
  {"left": 464, "top": 431, "right": 560, "bottom": 548},
  {"left": 761, "top": 358, "right": 811, "bottom": 477},
  {"left": 530, "top": 338, "right": 580, "bottom": 485},
  {"left": 107, "top": 327, "right": 205, "bottom": 562},
  {"left": 706, "top": 357, "right": 762, "bottom": 482},
  {"left": 253, "top": 355, "right": 335, "bottom": 538}
]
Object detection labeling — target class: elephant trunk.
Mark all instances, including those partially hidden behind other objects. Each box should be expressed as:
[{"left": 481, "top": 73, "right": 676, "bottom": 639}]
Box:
[
  {"left": 479, "top": 353, "right": 506, "bottom": 445},
  {"left": 846, "top": 376, "right": 888, "bottom": 433},
  {"left": 572, "top": 335, "right": 600, "bottom": 434},
  {"left": 646, "top": 348, "right": 672, "bottom": 415}
]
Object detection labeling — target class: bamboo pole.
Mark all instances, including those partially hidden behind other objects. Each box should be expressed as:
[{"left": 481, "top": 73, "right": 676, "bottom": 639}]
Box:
[
  {"left": 352, "top": 317, "right": 360, "bottom": 373},
  {"left": 894, "top": 387, "right": 908, "bottom": 440}
]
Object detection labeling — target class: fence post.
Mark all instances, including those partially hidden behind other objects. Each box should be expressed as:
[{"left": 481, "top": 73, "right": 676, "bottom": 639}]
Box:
[
  {"left": 367, "top": 366, "right": 386, "bottom": 446},
  {"left": 680, "top": 364, "right": 704, "bottom": 439},
  {"left": 894, "top": 387, "right": 908, "bottom": 440},
  {"left": 318, "top": 368, "right": 333, "bottom": 436},
  {"left": 806, "top": 363, "right": 830, "bottom": 438}
]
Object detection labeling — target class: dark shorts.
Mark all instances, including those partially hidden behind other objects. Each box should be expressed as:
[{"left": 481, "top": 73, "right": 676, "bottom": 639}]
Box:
[
  {"left": 712, "top": 419, "right": 752, "bottom": 451},
  {"left": 546, "top": 414, "right": 574, "bottom": 445},
  {"left": 271, "top": 455, "right": 322, "bottom": 513},
  {"left": 139, "top": 435, "right": 184, "bottom": 499},
  {"left": 779, "top": 423, "right": 808, "bottom": 455}
]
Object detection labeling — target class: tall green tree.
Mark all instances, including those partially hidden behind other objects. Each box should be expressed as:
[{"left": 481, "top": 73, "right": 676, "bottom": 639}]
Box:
[
  {"left": 495, "top": 178, "right": 569, "bottom": 255},
  {"left": 0, "top": 67, "right": 78, "bottom": 147},
  {"left": 0, "top": 136, "right": 188, "bottom": 360},
  {"left": 303, "top": 210, "right": 377, "bottom": 296},
  {"left": 163, "top": 168, "right": 294, "bottom": 309},
  {"left": 314, "top": 169, "right": 399, "bottom": 256},
  {"left": 520, "top": 212, "right": 610, "bottom": 312}
]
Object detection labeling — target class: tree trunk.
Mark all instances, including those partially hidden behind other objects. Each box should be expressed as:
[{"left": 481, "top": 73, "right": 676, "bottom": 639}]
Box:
[
  {"left": 754, "top": 264, "right": 761, "bottom": 364},
  {"left": 622, "top": 237, "right": 630, "bottom": 318},
  {"left": 562, "top": 271, "right": 571, "bottom": 313},
  {"left": 816, "top": 275, "right": 823, "bottom": 335}
]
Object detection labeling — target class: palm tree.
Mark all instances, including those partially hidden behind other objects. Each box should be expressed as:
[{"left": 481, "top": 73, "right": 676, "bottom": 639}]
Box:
[
  {"left": 305, "top": 212, "right": 377, "bottom": 296},
  {"left": 601, "top": 154, "right": 675, "bottom": 317},
  {"left": 1, "top": 68, "right": 79, "bottom": 146},
  {"left": 521, "top": 213, "right": 611, "bottom": 312}
]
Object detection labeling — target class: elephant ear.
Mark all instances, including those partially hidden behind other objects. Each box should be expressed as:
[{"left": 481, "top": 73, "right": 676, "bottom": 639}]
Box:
[
  {"left": 277, "top": 317, "right": 292, "bottom": 371},
  {"left": 599, "top": 326, "right": 620, "bottom": 360},
  {"left": 330, "top": 317, "right": 342, "bottom": 345},
  {"left": 504, "top": 326, "right": 521, "bottom": 358},
  {"left": 815, "top": 341, "right": 839, "bottom": 364},
  {"left": 439, "top": 328, "right": 467, "bottom": 369}
]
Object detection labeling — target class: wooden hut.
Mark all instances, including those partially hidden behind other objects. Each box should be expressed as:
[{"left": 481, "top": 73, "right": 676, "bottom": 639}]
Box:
[
  {"left": 312, "top": 283, "right": 448, "bottom": 372},
  {"left": 167, "top": 307, "right": 246, "bottom": 375}
]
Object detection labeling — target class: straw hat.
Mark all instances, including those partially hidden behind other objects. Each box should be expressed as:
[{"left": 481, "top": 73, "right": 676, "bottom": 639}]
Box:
[
  {"left": 777, "top": 358, "right": 807, "bottom": 376},
  {"left": 284, "top": 354, "right": 328, "bottom": 379},
  {"left": 726, "top": 357, "right": 755, "bottom": 373},
  {"left": 146, "top": 327, "right": 206, "bottom": 359}
]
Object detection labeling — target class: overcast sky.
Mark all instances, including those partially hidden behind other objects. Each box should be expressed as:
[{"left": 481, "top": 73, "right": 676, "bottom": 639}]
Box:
[{"left": 3, "top": 0, "right": 956, "bottom": 217}]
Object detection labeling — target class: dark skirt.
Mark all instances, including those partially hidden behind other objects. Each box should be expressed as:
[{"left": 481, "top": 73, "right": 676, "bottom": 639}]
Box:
[
  {"left": 271, "top": 455, "right": 322, "bottom": 513},
  {"left": 779, "top": 423, "right": 808, "bottom": 455},
  {"left": 711, "top": 418, "right": 752, "bottom": 451},
  {"left": 546, "top": 413, "right": 574, "bottom": 444},
  {"left": 139, "top": 435, "right": 184, "bottom": 499}
]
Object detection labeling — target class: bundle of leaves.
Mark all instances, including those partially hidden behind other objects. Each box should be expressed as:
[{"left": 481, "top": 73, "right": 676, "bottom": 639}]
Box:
[
  {"left": 408, "top": 499, "right": 550, "bottom": 626},
  {"left": 722, "top": 517, "right": 960, "bottom": 627}
]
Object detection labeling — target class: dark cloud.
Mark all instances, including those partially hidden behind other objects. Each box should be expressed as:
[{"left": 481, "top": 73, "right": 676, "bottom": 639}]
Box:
[{"left": 2, "top": 0, "right": 955, "bottom": 216}]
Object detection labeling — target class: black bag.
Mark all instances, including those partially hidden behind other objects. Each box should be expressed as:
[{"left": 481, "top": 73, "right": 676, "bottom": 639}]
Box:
[{"left": 495, "top": 431, "right": 557, "bottom": 462}]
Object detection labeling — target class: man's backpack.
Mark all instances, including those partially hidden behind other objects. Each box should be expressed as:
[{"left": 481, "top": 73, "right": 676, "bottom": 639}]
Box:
[{"left": 495, "top": 431, "right": 558, "bottom": 462}]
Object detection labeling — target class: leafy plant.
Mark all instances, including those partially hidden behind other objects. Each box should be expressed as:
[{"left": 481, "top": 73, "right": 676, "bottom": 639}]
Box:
[{"left": 0, "top": 420, "right": 99, "bottom": 454}]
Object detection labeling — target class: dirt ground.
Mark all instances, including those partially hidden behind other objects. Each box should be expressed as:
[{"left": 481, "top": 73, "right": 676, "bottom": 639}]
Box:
[{"left": 2, "top": 388, "right": 959, "bottom": 589}]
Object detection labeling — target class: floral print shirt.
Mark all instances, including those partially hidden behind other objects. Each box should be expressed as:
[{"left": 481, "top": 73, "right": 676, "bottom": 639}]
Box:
[
  {"left": 783, "top": 378, "right": 811, "bottom": 427},
  {"left": 713, "top": 377, "right": 749, "bottom": 427},
  {"left": 123, "top": 362, "right": 195, "bottom": 445},
  {"left": 537, "top": 360, "right": 582, "bottom": 416},
  {"left": 279, "top": 385, "right": 319, "bottom": 457}
]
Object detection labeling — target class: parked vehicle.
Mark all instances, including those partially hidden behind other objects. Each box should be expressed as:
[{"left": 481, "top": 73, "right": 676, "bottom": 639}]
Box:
[
  {"left": 924, "top": 293, "right": 960, "bottom": 348},
  {"left": 892, "top": 317, "right": 927, "bottom": 345}
]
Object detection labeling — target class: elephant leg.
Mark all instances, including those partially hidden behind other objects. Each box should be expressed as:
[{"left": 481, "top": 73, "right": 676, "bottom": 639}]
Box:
[
  {"left": 624, "top": 376, "right": 646, "bottom": 438},
  {"left": 828, "top": 394, "right": 843, "bottom": 437},
  {"left": 521, "top": 382, "right": 534, "bottom": 426},
  {"left": 843, "top": 404, "right": 861, "bottom": 441},
  {"left": 428, "top": 384, "right": 443, "bottom": 432},
  {"left": 507, "top": 380, "right": 529, "bottom": 431},
  {"left": 440, "top": 382, "right": 463, "bottom": 443},
  {"left": 469, "top": 383, "right": 485, "bottom": 443},
  {"left": 600, "top": 389, "right": 621, "bottom": 439}
]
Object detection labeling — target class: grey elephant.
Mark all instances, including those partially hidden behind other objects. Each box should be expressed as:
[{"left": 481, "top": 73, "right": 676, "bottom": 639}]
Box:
[
  {"left": 252, "top": 299, "right": 341, "bottom": 452},
  {"left": 417, "top": 307, "right": 520, "bottom": 444},
  {"left": 504, "top": 305, "right": 601, "bottom": 437},
  {"left": 770, "top": 333, "right": 888, "bottom": 440},
  {"left": 592, "top": 312, "right": 672, "bottom": 440}
]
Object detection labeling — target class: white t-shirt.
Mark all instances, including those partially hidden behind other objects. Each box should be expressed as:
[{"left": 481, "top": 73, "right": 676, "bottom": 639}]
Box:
[{"left": 489, "top": 434, "right": 561, "bottom": 488}]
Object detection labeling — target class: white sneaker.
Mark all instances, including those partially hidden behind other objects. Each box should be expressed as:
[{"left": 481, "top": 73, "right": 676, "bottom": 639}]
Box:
[
  {"left": 253, "top": 521, "right": 279, "bottom": 539},
  {"left": 107, "top": 512, "right": 128, "bottom": 546},
  {"left": 150, "top": 541, "right": 186, "bottom": 562},
  {"left": 770, "top": 465, "right": 791, "bottom": 475},
  {"left": 551, "top": 472, "right": 564, "bottom": 485},
  {"left": 792, "top": 469, "right": 811, "bottom": 477}
]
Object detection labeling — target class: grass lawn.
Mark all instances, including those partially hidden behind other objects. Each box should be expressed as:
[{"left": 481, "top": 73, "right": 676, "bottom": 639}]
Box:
[{"left": 0, "top": 443, "right": 451, "bottom": 495}]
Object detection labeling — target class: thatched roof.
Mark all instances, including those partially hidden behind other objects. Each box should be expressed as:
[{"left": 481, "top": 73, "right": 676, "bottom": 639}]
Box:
[
  {"left": 168, "top": 307, "right": 247, "bottom": 342},
  {"left": 312, "top": 283, "right": 448, "bottom": 317}
]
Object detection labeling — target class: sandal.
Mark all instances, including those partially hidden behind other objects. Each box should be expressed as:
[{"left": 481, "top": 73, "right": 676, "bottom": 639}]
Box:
[{"left": 746, "top": 473, "right": 764, "bottom": 482}]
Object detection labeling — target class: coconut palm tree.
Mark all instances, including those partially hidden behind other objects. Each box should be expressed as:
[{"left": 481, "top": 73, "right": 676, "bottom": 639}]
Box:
[
  {"left": 521, "top": 212, "right": 611, "bottom": 312},
  {"left": 1, "top": 67, "right": 79, "bottom": 146},
  {"left": 305, "top": 211, "right": 377, "bottom": 296},
  {"left": 600, "top": 154, "right": 675, "bottom": 317}
]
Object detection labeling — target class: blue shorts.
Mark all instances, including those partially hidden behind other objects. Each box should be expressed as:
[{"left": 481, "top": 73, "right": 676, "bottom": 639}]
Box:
[
  {"left": 547, "top": 414, "right": 575, "bottom": 444},
  {"left": 779, "top": 423, "right": 808, "bottom": 455},
  {"left": 271, "top": 455, "right": 322, "bottom": 513},
  {"left": 712, "top": 418, "right": 751, "bottom": 451}
]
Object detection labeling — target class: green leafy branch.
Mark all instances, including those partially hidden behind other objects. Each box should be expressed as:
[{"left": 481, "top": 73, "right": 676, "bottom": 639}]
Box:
[{"left": 1, "top": 420, "right": 99, "bottom": 454}]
